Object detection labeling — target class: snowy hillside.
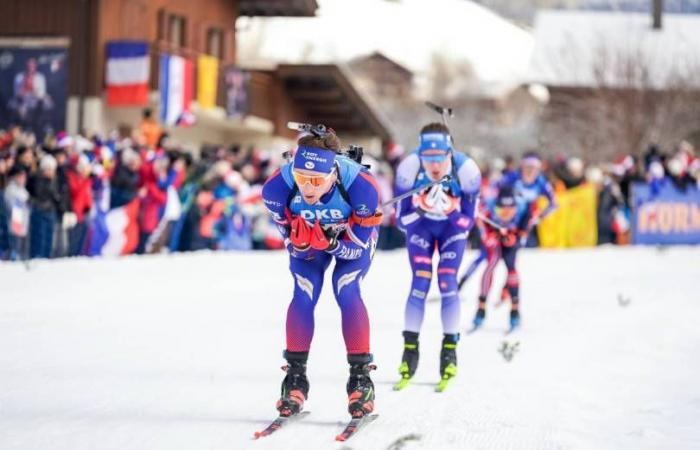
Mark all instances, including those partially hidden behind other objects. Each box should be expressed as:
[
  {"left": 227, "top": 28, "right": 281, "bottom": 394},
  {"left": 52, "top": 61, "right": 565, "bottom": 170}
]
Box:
[
  {"left": 1, "top": 247, "right": 699, "bottom": 450},
  {"left": 236, "top": 0, "right": 534, "bottom": 88}
]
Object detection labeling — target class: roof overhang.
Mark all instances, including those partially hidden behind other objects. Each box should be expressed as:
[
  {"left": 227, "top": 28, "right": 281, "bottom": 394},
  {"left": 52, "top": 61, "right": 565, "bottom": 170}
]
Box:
[
  {"left": 238, "top": 0, "right": 318, "bottom": 17},
  {"left": 277, "top": 64, "right": 392, "bottom": 143}
]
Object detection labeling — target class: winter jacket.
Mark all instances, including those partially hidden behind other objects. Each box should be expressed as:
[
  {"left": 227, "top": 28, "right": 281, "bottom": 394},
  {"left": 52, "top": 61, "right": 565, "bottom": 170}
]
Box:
[
  {"left": 110, "top": 164, "right": 140, "bottom": 208},
  {"left": 66, "top": 169, "right": 93, "bottom": 222},
  {"left": 28, "top": 175, "right": 61, "bottom": 214}
]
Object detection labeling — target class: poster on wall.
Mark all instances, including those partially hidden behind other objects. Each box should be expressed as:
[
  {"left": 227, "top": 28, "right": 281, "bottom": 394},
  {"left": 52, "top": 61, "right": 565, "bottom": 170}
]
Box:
[
  {"left": 0, "top": 38, "right": 69, "bottom": 139},
  {"left": 224, "top": 67, "right": 250, "bottom": 118}
]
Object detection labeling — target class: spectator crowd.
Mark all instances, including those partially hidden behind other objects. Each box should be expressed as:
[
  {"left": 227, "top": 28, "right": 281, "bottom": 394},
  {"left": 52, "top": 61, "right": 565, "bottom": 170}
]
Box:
[{"left": 1, "top": 115, "right": 698, "bottom": 262}]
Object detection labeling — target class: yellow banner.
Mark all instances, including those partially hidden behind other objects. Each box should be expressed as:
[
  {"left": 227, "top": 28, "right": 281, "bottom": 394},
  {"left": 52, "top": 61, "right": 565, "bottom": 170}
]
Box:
[
  {"left": 197, "top": 55, "right": 219, "bottom": 109},
  {"left": 537, "top": 183, "right": 598, "bottom": 248}
]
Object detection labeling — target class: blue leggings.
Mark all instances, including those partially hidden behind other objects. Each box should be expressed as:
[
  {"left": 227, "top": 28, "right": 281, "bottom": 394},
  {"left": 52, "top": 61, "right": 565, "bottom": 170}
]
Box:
[
  {"left": 286, "top": 246, "right": 374, "bottom": 355},
  {"left": 404, "top": 221, "right": 467, "bottom": 335}
]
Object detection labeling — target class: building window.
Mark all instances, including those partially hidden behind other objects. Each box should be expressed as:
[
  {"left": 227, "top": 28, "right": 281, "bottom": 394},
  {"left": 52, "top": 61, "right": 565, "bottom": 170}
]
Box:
[
  {"left": 168, "top": 14, "right": 187, "bottom": 48},
  {"left": 207, "top": 28, "right": 224, "bottom": 59}
]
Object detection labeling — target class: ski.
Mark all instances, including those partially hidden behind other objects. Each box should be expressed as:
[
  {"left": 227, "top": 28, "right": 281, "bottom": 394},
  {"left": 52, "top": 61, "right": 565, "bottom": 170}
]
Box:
[
  {"left": 435, "top": 362, "right": 457, "bottom": 392},
  {"left": 435, "top": 376, "right": 454, "bottom": 392},
  {"left": 393, "top": 377, "right": 411, "bottom": 391},
  {"left": 335, "top": 413, "right": 379, "bottom": 441},
  {"left": 505, "top": 324, "right": 520, "bottom": 335},
  {"left": 506, "top": 314, "right": 521, "bottom": 335},
  {"left": 253, "top": 411, "right": 310, "bottom": 439},
  {"left": 466, "top": 323, "right": 482, "bottom": 334}
]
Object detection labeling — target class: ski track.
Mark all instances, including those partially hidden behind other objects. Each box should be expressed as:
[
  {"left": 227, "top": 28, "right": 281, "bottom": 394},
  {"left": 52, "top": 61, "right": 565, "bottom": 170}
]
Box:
[{"left": 0, "top": 247, "right": 699, "bottom": 450}]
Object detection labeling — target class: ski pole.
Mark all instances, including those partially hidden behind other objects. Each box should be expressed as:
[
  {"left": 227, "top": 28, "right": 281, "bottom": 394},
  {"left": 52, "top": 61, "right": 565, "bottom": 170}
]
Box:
[
  {"left": 381, "top": 175, "right": 451, "bottom": 207},
  {"left": 425, "top": 101, "right": 453, "bottom": 128},
  {"left": 425, "top": 101, "right": 458, "bottom": 149},
  {"left": 477, "top": 212, "right": 503, "bottom": 231}
]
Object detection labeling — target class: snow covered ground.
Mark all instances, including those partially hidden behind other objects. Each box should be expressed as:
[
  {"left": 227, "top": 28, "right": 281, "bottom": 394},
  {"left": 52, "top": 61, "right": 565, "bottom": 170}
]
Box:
[{"left": 1, "top": 247, "right": 699, "bottom": 450}]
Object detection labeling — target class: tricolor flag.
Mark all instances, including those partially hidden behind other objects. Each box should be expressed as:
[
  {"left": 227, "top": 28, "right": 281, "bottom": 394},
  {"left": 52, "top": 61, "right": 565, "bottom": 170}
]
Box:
[
  {"left": 106, "top": 41, "right": 150, "bottom": 106},
  {"left": 88, "top": 199, "right": 140, "bottom": 257},
  {"left": 159, "top": 54, "right": 194, "bottom": 126}
]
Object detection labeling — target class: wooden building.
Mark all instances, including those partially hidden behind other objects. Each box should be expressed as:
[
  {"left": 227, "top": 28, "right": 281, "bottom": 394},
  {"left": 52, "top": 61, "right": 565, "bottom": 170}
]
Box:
[{"left": 0, "top": 0, "right": 391, "bottom": 153}]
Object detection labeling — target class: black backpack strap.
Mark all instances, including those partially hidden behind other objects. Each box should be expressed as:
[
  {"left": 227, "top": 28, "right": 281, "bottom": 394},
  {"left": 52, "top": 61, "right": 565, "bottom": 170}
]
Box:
[
  {"left": 451, "top": 153, "right": 459, "bottom": 184},
  {"left": 332, "top": 161, "right": 352, "bottom": 205},
  {"left": 286, "top": 183, "right": 299, "bottom": 209},
  {"left": 335, "top": 177, "right": 352, "bottom": 205}
]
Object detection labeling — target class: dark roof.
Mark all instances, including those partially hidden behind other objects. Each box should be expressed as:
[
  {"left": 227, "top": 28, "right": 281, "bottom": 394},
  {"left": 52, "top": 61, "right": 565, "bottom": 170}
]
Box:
[
  {"left": 349, "top": 51, "right": 414, "bottom": 78},
  {"left": 238, "top": 0, "right": 318, "bottom": 17},
  {"left": 277, "top": 64, "right": 392, "bottom": 142}
]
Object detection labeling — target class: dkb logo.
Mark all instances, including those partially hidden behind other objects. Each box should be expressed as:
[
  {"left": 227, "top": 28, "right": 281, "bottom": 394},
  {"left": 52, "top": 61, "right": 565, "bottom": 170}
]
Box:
[{"left": 300, "top": 209, "right": 345, "bottom": 221}]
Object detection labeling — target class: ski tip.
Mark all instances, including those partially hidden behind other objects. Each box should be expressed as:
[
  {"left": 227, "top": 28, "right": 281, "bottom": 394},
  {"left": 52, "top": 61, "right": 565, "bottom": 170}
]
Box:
[
  {"left": 335, "top": 435, "right": 347, "bottom": 442},
  {"left": 393, "top": 378, "right": 410, "bottom": 391},
  {"left": 435, "top": 378, "right": 453, "bottom": 392}
]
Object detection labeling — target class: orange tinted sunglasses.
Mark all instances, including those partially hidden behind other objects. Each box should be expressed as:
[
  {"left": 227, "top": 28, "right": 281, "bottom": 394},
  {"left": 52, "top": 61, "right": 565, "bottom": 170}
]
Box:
[
  {"left": 495, "top": 206, "right": 517, "bottom": 219},
  {"left": 292, "top": 170, "right": 332, "bottom": 187}
]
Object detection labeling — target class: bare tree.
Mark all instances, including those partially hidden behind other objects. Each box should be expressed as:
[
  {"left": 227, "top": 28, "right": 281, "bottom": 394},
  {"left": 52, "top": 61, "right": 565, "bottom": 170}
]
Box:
[
  {"left": 353, "top": 52, "right": 539, "bottom": 156},
  {"left": 541, "top": 35, "right": 700, "bottom": 161}
]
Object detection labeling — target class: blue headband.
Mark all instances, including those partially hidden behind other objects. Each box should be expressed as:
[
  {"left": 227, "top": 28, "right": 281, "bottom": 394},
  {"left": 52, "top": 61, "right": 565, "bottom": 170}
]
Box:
[
  {"left": 418, "top": 132, "right": 452, "bottom": 161},
  {"left": 293, "top": 146, "right": 336, "bottom": 174},
  {"left": 522, "top": 156, "right": 542, "bottom": 168}
]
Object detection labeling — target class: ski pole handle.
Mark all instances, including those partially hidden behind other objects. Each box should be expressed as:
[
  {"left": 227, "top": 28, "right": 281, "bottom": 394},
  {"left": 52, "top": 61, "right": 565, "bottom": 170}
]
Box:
[
  {"left": 382, "top": 175, "right": 451, "bottom": 207},
  {"left": 477, "top": 212, "right": 506, "bottom": 234}
]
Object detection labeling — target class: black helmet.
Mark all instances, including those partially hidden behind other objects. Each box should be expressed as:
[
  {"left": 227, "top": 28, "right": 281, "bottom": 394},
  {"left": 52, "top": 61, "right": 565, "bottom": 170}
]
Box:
[{"left": 496, "top": 187, "right": 517, "bottom": 208}]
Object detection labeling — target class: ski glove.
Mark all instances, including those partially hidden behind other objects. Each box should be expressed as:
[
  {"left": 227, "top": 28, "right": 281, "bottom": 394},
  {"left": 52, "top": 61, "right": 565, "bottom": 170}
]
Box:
[
  {"left": 289, "top": 215, "right": 312, "bottom": 251},
  {"left": 415, "top": 184, "right": 459, "bottom": 216},
  {"left": 309, "top": 220, "right": 337, "bottom": 251}
]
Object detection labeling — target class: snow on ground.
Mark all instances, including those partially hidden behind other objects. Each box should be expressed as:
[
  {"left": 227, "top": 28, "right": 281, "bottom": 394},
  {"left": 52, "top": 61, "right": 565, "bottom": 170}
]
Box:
[{"left": 0, "top": 247, "right": 699, "bottom": 450}]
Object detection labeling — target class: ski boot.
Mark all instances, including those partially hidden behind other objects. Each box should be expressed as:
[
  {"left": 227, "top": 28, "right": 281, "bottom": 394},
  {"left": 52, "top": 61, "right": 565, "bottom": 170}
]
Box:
[
  {"left": 472, "top": 297, "right": 487, "bottom": 328},
  {"left": 346, "top": 353, "right": 376, "bottom": 418},
  {"left": 509, "top": 307, "right": 521, "bottom": 330},
  {"left": 394, "top": 331, "right": 419, "bottom": 390},
  {"left": 276, "top": 351, "right": 309, "bottom": 417},
  {"left": 436, "top": 333, "right": 458, "bottom": 392}
]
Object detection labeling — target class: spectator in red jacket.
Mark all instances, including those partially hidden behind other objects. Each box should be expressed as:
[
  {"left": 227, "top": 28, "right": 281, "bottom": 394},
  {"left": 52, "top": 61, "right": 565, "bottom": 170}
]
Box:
[
  {"left": 137, "top": 153, "right": 184, "bottom": 253},
  {"left": 66, "top": 155, "right": 93, "bottom": 256}
]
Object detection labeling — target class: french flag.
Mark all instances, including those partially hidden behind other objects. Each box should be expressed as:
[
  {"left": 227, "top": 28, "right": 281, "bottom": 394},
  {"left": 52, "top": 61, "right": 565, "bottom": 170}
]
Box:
[
  {"left": 106, "top": 41, "right": 150, "bottom": 106},
  {"left": 159, "top": 54, "right": 194, "bottom": 126},
  {"left": 88, "top": 199, "right": 141, "bottom": 257}
]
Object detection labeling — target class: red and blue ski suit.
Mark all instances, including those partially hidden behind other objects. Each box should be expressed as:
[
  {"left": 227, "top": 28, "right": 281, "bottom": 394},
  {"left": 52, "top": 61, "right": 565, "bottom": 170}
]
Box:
[{"left": 262, "top": 155, "right": 381, "bottom": 355}]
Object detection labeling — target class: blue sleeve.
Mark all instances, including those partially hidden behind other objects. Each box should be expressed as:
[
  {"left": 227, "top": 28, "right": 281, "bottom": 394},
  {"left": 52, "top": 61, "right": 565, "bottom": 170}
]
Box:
[
  {"left": 262, "top": 169, "right": 292, "bottom": 241},
  {"left": 447, "top": 157, "right": 481, "bottom": 230},
  {"left": 393, "top": 153, "right": 422, "bottom": 232},
  {"left": 327, "top": 170, "right": 380, "bottom": 260}
]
